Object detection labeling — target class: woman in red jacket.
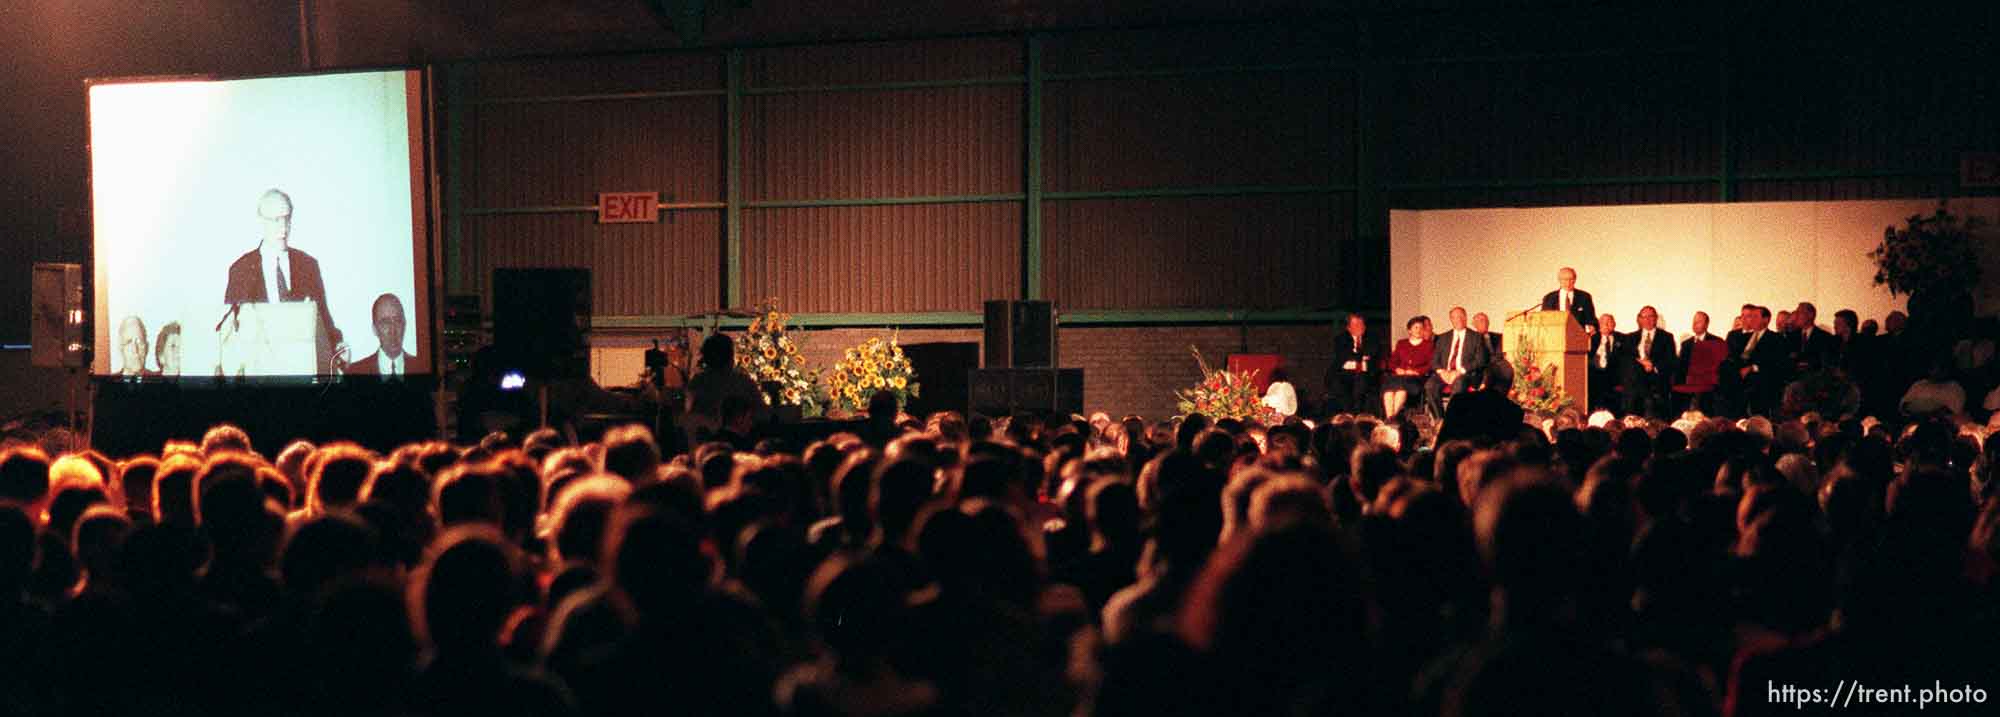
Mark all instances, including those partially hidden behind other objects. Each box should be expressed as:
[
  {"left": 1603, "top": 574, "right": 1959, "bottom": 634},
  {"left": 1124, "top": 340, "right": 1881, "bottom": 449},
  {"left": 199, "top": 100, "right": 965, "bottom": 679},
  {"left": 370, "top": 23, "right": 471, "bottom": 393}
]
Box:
[{"left": 1382, "top": 316, "right": 1434, "bottom": 420}]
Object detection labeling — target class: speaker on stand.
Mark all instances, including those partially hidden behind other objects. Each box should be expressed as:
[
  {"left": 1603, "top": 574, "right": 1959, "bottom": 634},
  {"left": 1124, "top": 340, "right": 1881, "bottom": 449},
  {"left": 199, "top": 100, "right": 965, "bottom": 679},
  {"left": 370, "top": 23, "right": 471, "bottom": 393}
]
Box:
[
  {"left": 32, "top": 263, "right": 87, "bottom": 440},
  {"left": 974, "top": 300, "right": 1080, "bottom": 417}
]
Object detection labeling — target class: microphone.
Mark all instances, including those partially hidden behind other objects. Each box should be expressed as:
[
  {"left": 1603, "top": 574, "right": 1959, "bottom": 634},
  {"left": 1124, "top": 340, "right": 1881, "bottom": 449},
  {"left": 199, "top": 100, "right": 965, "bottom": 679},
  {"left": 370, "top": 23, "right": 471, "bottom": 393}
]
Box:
[{"left": 215, "top": 303, "right": 242, "bottom": 332}]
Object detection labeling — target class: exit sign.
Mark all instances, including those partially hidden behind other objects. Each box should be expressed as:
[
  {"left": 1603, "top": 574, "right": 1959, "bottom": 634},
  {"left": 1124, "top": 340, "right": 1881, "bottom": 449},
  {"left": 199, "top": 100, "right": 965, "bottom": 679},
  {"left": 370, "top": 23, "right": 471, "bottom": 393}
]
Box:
[
  {"left": 1963, "top": 153, "right": 2000, "bottom": 188},
  {"left": 598, "top": 192, "right": 659, "bottom": 223}
]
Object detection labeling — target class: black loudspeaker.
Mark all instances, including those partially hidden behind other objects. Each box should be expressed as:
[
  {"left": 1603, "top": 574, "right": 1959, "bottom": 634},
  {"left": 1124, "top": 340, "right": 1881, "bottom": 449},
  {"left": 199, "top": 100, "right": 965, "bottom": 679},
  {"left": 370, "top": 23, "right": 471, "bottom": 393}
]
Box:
[
  {"left": 32, "top": 263, "right": 85, "bottom": 368},
  {"left": 969, "top": 368, "right": 1083, "bottom": 417},
  {"left": 900, "top": 341, "right": 978, "bottom": 418},
  {"left": 983, "top": 300, "right": 1054, "bottom": 368},
  {"left": 492, "top": 269, "right": 590, "bottom": 378}
]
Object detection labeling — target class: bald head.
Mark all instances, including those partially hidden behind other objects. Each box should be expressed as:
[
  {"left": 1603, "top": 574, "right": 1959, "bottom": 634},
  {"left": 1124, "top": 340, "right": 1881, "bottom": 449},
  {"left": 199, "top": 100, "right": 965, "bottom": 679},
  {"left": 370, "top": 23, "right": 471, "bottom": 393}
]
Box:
[
  {"left": 258, "top": 189, "right": 293, "bottom": 248},
  {"left": 118, "top": 315, "right": 148, "bottom": 375}
]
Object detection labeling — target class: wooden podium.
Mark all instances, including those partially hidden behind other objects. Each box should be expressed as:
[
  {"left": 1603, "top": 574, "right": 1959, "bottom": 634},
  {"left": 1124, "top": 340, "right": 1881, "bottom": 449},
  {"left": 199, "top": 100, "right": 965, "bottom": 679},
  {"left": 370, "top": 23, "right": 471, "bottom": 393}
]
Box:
[
  {"left": 1502, "top": 310, "right": 1589, "bottom": 411},
  {"left": 216, "top": 301, "right": 330, "bottom": 377}
]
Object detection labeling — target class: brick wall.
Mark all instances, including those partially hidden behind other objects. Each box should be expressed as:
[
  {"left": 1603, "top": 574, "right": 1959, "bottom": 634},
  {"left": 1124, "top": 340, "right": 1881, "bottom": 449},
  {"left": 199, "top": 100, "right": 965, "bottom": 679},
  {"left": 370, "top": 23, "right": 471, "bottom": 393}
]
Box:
[
  {"left": 594, "top": 323, "right": 1341, "bottom": 421},
  {"left": 1058, "top": 325, "right": 1336, "bottom": 420}
]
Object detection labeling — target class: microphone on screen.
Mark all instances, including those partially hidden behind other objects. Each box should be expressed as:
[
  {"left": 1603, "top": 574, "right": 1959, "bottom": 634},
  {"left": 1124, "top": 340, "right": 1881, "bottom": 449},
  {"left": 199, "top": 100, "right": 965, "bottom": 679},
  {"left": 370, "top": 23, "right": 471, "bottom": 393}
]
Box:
[{"left": 215, "top": 302, "right": 242, "bottom": 332}]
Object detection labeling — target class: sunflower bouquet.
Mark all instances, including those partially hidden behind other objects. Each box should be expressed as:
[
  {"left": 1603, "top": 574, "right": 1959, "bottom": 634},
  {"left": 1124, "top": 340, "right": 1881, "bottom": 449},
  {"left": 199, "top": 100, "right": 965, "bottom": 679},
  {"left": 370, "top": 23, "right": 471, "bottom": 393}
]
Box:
[
  {"left": 1174, "top": 346, "right": 1279, "bottom": 423},
  {"left": 734, "top": 299, "right": 822, "bottom": 417},
  {"left": 823, "top": 334, "right": 920, "bottom": 415}
]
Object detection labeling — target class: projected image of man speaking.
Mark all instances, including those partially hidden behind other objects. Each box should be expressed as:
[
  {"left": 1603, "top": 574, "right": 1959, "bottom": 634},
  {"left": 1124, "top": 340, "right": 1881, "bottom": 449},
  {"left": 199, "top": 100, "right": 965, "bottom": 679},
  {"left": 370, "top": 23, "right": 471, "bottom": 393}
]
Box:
[{"left": 222, "top": 188, "right": 349, "bottom": 367}]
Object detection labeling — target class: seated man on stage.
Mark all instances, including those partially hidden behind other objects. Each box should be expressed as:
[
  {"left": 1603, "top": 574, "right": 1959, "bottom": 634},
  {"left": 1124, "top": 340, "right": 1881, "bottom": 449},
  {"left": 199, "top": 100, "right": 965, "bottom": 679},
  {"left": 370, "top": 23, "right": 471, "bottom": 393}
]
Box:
[
  {"left": 1620, "top": 306, "right": 1676, "bottom": 418},
  {"left": 1425, "top": 307, "right": 1489, "bottom": 419},
  {"left": 1721, "top": 305, "right": 1790, "bottom": 417},
  {"left": 1587, "top": 313, "right": 1626, "bottom": 413},
  {"left": 1325, "top": 313, "right": 1381, "bottom": 416},
  {"left": 1470, "top": 311, "right": 1511, "bottom": 392}
]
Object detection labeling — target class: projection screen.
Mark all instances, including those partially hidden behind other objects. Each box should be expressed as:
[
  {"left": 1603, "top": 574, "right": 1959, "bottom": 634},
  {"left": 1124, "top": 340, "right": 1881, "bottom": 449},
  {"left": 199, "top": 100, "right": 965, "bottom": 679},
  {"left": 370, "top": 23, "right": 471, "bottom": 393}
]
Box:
[{"left": 88, "top": 68, "right": 431, "bottom": 378}]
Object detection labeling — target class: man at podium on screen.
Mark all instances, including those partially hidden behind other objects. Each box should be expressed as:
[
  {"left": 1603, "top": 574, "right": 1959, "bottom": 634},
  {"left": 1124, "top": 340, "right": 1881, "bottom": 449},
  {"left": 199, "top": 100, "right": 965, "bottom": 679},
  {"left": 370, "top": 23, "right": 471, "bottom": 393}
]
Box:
[
  {"left": 221, "top": 189, "right": 348, "bottom": 369},
  {"left": 1540, "top": 267, "right": 1599, "bottom": 335},
  {"left": 347, "top": 293, "right": 410, "bottom": 376}
]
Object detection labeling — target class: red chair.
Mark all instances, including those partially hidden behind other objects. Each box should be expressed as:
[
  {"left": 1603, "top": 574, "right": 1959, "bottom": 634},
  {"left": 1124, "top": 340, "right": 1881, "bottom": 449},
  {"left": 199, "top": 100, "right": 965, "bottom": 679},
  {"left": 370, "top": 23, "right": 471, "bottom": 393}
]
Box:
[{"left": 1672, "top": 338, "right": 1728, "bottom": 413}]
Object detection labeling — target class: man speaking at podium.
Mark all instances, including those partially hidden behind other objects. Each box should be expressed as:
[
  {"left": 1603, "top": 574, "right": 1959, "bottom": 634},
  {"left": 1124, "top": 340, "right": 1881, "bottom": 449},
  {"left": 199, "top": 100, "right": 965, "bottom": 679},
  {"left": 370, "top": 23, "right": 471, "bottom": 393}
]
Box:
[
  {"left": 1540, "top": 267, "right": 1599, "bottom": 335},
  {"left": 222, "top": 189, "right": 348, "bottom": 369}
]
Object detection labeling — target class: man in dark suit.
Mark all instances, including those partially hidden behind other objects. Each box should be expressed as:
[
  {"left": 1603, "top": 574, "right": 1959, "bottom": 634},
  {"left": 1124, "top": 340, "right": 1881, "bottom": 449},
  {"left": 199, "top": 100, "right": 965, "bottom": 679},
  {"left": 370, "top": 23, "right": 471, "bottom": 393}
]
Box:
[
  {"left": 1829, "top": 309, "right": 1863, "bottom": 375},
  {"left": 1425, "top": 307, "right": 1489, "bottom": 419},
  {"left": 1540, "top": 267, "right": 1599, "bottom": 335},
  {"left": 1471, "top": 312, "right": 1512, "bottom": 392},
  {"left": 1722, "top": 305, "right": 1790, "bottom": 417},
  {"left": 1788, "top": 302, "right": 1837, "bottom": 374},
  {"left": 347, "top": 293, "right": 410, "bottom": 376},
  {"left": 222, "top": 189, "right": 347, "bottom": 370},
  {"left": 1588, "top": 313, "right": 1628, "bottom": 412},
  {"left": 1620, "top": 306, "right": 1677, "bottom": 418},
  {"left": 1325, "top": 313, "right": 1381, "bottom": 416}
]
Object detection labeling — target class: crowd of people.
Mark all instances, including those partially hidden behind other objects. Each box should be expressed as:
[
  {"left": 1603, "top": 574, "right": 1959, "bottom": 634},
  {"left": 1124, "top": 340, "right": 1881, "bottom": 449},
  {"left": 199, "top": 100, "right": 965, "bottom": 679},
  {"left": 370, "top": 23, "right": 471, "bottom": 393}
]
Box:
[
  {"left": 6, "top": 278, "right": 2000, "bottom": 716},
  {"left": 2, "top": 370, "right": 1999, "bottom": 715}
]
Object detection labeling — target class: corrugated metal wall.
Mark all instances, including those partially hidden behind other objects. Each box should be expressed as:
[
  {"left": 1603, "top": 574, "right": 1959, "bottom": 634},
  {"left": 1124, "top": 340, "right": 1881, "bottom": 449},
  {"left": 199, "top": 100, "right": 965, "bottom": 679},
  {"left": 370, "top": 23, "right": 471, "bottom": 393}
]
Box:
[
  {"left": 741, "top": 204, "right": 1019, "bottom": 312},
  {"left": 741, "top": 87, "right": 1021, "bottom": 200},
  {"left": 1378, "top": 54, "right": 1721, "bottom": 189},
  {"left": 1042, "top": 72, "right": 1349, "bottom": 191},
  {"left": 449, "top": 15, "right": 1994, "bottom": 322},
  {"left": 461, "top": 53, "right": 725, "bottom": 314},
  {"left": 1043, "top": 195, "right": 1346, "bottom": 309}
]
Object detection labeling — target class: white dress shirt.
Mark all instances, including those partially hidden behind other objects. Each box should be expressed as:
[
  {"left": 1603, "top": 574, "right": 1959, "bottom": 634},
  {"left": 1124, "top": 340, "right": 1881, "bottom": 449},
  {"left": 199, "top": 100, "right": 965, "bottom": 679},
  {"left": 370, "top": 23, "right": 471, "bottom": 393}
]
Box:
[
  {"left": 1597, "top": 333, "right": 1615, "bottom": 368},
  {"left": 381, "top": 351, "right": 404, "bottom": 376},
  {"left": 260, "top": 242, "right": 292, "bottom": 301}
]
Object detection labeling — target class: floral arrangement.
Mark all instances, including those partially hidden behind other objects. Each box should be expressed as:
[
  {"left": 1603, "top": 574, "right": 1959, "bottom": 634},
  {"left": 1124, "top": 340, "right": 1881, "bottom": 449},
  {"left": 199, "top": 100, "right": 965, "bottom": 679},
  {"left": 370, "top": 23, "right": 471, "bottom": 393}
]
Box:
[
  {"left": 1506, "top": 346, "right": 1575, "bottom": 416},
  {"left": 1173, "top": 347, "right": 1280, "bottom": 423},
  {"left": 823, "top": 334, "right": 919, "bottom": 414},
  {"left": 1869, "top": 201, "right": 1985, "bottom": 299},
  {"left": 733, "top": 299, "right": 821, "bottom": 417}
]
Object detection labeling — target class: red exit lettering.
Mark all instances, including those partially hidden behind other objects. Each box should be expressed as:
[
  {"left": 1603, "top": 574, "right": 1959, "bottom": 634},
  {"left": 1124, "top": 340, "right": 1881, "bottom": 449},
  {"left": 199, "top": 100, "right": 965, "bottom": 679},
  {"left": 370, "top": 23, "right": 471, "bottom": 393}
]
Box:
[{"left": 598, "top": 192, "right": 659, "bottom": 223}]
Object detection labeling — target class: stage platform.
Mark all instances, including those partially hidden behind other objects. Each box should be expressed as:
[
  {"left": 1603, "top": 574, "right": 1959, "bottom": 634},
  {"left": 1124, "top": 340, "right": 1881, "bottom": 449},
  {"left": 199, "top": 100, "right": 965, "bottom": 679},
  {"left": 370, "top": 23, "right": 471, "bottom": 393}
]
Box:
[{"left": 91, "top": 377, "right": 440, "bottom": 457}]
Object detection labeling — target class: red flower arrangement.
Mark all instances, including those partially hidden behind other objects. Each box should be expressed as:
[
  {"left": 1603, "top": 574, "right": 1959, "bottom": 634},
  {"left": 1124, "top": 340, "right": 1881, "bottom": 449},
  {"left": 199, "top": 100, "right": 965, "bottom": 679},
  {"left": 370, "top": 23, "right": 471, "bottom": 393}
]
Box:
[
  {"left": 1174, "top": 347, "right": 1280, "bottom": 423},
  {"left": 1506, "top": 346, "right": 1574, "bottom": 416}
]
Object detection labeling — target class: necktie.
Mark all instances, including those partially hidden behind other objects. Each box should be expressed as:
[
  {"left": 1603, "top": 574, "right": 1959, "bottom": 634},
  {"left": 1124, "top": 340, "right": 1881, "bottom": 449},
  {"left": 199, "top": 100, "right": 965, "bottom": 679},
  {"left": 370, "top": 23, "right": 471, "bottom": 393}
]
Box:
[
  {"left": 1641, "top": 330, "right": 1651, "bottom": 360},
  {"left": 1744, "top": 330, "right": 1761, "bottom": 359},
  {"left": 1560, "top": 291, "right": 1570, "bottom": 313},
  {"left": 1601, "top": 335, "right": 1612, "bottom": 368},
  {"left": 275, "top": 261, "right": 290, "bottom": 299},
  {"left": 1450, "top": 331, "right": 1464, "bottom": 372}
]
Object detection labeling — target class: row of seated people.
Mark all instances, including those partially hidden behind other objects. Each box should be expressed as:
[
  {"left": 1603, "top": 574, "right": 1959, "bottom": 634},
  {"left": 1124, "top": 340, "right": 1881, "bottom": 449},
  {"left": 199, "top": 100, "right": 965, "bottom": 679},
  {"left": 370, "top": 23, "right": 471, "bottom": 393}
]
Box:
[
  {"left": 1325, "top": 302, "right": 1949, "bottom": 422},
  {"left": 0, "top": 399, "right": 1994, "bottom": 716}
]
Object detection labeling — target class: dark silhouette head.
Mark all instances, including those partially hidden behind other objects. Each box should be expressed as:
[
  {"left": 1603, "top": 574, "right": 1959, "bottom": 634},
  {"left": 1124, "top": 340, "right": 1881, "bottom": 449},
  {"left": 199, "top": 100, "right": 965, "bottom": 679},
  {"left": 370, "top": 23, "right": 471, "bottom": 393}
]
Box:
[
  {"left": 605, "top": 505, "right": 711, "bottom": 620},
  {"left": 410, "top": 526, "right": 520, "bottom": 655},
  {"left": 602, "top": 424, "right": 661, "bottom": 483},
  {"left": 281, "top": 512, "right": 380, "bottom": 600},
  {"left": 201, "top": 423, "right": 254, "bottom": 457}
]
